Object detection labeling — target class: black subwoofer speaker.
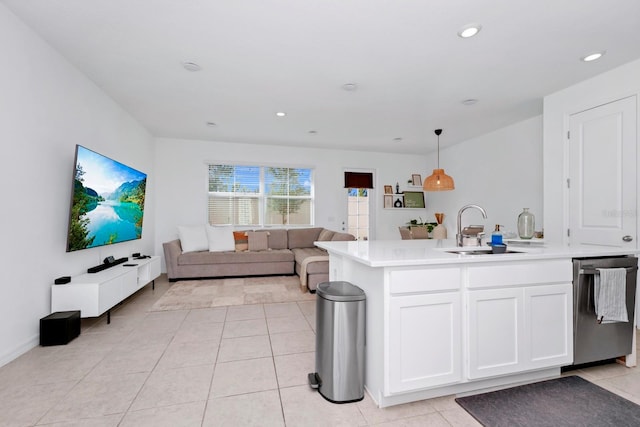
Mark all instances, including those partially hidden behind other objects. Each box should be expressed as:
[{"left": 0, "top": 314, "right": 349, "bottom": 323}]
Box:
[{"left": 40, "top": 311, "right": 81, "bottom": 346}]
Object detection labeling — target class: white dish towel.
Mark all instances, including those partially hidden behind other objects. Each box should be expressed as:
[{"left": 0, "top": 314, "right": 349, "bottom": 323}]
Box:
[{"left": 594, "top": 267, "right": 628, "bottom": 324}]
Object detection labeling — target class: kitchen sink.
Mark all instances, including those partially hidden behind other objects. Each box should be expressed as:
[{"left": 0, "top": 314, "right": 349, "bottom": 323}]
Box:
[{"left": 444, "top": 248, "right": 524, "bottom": 255}]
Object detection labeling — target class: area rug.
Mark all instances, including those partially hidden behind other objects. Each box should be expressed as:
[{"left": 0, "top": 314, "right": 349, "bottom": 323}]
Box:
[
  {"left": 455, "top": 375, "right": 640, "bottom": 427},
  {"left": 150, "top": 275, "right": 315, "bottom": 311}
]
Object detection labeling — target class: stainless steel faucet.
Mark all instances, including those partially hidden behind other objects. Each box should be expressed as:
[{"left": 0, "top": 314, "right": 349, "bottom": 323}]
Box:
[{"left": 456, "top": 204, "right": 488, "bottom": 246}]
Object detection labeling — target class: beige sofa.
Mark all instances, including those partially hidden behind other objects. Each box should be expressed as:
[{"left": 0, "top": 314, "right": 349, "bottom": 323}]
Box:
[{"left": 163, "top": 227, "right": 355, "bottom": 292}]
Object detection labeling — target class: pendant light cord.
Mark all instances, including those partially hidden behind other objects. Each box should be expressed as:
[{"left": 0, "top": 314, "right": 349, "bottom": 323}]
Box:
[
  {"left": 437, "top": 133, "right": 440, "bottom": 169},
  {"left": 434, "top": 129, "right": 442, "bottom": 170}
]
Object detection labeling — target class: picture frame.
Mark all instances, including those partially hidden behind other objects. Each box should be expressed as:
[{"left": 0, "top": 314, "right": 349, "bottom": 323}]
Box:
[
  {"left": 383, "top": 195, "right": 393, "bottom": 208},
  {"left": 403, "top": 191, "right": 425, "bottom": 208},
  {"left": 384, "top": 185, "right": 393, "bottom": 194},
  {"left": 411, "top": 174, "right": 422, "bottom": 186}
]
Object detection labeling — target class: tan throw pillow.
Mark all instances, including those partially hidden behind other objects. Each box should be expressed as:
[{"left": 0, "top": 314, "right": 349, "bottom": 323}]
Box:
[
  {"left": 247, "top": 231, "right": 269, "bottom": 251},
  {"left": 317, "top": 229, "right": 335, "bottom": 241}
]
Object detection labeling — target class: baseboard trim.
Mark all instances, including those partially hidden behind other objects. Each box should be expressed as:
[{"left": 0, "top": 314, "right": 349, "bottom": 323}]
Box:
[{"left": 0, "top": 334, "right": 39, "bottom": 368}]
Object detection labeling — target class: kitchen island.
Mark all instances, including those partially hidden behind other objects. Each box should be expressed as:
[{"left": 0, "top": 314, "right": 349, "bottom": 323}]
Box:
[{"left": 315, "top": 239, "right": 638, "bottom": 408}]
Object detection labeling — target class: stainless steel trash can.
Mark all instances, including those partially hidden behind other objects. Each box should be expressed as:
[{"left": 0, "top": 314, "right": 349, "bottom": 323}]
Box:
[{"left": 308, "top": 281, "right": 365, "bottom": 403}]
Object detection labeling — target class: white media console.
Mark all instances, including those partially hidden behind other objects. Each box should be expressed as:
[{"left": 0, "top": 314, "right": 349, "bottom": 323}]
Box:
[{"left": 51, "top": 256, "right": 161, "bottom": 323}]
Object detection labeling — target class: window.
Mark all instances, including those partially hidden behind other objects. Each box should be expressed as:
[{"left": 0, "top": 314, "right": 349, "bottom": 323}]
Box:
[
  {"left": 208, "top": 164, "right": 313, "bottom": 226},
  {"left": 345, "top": 170, "right": 373, "bottom": 241},
  {"left": 347, "top": 188, "right": 369, "bottom": 240}
]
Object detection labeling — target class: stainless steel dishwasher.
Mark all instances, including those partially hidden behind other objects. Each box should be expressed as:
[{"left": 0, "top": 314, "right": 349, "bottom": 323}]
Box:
[{"left": 572, "top": 256, "right": 638, "bottom": 365}]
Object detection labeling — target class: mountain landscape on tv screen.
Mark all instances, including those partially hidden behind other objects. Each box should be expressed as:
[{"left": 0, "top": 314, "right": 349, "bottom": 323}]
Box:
[{"left": 67, "top": 146, "right": 147, "bottom": 252}]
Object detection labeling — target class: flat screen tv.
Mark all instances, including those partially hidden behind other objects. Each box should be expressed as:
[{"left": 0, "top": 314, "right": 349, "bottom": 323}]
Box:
[{"left": 66, "top": 145, "right": 147, "bottom": 252}]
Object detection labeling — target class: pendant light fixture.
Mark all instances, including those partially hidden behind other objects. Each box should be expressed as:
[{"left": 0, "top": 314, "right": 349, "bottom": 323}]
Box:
[{"left": 423, "top": 129, "right": 455, "bottom": 191}]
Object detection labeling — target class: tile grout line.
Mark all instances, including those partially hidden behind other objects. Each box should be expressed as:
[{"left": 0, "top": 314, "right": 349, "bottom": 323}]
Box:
[
  {"left": 116, "top": 306, "right": 188, "bottom": 424},
  {"left": 264, "top": 303, "right": 289, "bottom": 426},
  {"left": 35, "top": 309, "right": 124, "bottom": 427},
  {"left": 200, "top": 304, "right": 225, "bottom": 427}
]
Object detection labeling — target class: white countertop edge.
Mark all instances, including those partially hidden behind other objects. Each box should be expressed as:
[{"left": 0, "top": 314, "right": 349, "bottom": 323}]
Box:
[{"left": 316, "top": 239, "right": 639, "bottom": 267}]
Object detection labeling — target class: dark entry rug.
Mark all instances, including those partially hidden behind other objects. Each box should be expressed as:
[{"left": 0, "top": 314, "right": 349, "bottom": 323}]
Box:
[{"left": 455, "top": 375, "right": 640, "bottom": 427}]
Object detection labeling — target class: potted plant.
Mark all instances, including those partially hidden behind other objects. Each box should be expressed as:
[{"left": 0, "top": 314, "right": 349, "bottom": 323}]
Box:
[{"left": 407, "top": 217, "right": 438, "bottom": 237}]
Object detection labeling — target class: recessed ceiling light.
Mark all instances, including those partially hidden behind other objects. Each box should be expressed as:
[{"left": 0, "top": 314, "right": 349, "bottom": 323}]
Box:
[
  {"left": 206, "top": 121, "right": 216, "bottom": 127},
  {"left": 276, "top": 111, "right": 286, "bottom": 117},
  {"left": 581, "top": 51, "right": 605, "bottom": 62},
  {"left": 458, "top": 24, "right": 482, "bottom": 38},
  {"left": 462, "top": 99, "right": 478, "bottom": 106},
  {"left": 182, "top": 61, "right": 202, "bottom": 72},
  {"left": 342, "top": 83, "right": 358, "bottom": 91}
]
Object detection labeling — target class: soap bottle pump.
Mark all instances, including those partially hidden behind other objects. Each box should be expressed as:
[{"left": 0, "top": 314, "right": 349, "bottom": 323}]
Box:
[{"left": 491, "top": 225, "right": 503, "bottom": 245}]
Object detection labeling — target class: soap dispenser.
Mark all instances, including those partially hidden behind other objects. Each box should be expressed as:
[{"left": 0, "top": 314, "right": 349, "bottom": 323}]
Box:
[{"left": 491, "top": 225, "right": 503, "bottom": 245}]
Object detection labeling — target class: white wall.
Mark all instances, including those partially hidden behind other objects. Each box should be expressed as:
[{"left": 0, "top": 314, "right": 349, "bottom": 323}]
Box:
[
  {"left": 425, "top": 116, "right": 543, "bottom": 238},
  {"left": 154, "top": 137, "right": 431, "bottom": 261},
  {"left": 154, "top": 117, "right": 543, "bottom": 262},
  {"left": 543, "top": 59, "right": 640, "bottom": 243},
  {"left": 0, "top": 5, "right": 155, "bottom": 366}
]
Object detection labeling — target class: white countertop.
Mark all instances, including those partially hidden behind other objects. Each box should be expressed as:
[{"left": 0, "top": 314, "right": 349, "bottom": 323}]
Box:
[{"left": 315, "top": 239, "right": 639, "bottom": 267}]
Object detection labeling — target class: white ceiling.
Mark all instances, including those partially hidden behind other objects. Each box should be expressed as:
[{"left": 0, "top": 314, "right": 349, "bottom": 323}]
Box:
[{"left": 5, "top": 0, "right": 640, "bottom": 154}]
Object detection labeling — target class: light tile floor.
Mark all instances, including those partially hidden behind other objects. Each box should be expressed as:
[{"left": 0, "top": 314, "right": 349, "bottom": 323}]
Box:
[{"left": 2, "top": 275, "right": 640, "bottom": 426}]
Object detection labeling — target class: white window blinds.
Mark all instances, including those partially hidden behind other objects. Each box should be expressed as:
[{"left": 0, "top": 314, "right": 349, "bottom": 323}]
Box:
[{"left": 208, "top": 164, "right": 313, "bottom": 226}]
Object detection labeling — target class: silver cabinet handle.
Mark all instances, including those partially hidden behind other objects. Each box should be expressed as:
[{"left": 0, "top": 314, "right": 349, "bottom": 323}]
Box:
[{"left": 622, "top": 235, "right": 633, "bottom": 242}]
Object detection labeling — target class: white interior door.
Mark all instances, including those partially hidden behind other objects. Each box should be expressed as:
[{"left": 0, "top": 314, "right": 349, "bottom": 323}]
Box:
[{"left": 568, "top": 96, "right": 637, "bottom": 247}]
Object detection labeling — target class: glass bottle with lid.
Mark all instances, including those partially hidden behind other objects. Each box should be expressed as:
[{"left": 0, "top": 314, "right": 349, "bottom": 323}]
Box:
[{"left": 517, "top": 208, "right": 535, "bottom": 239}]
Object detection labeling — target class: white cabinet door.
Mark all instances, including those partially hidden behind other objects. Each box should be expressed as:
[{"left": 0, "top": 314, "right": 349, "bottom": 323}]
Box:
[
  {"left": 52, "top": 283, "right": 99, "bottom": 317},
  {"left": 388, "top": 292, "right": 462, "bottom": 392},
  {"left": 524, "top": 283, "right": 573, "bottom": 369},
  {"left": 137, "top": 257, "right": 162, "bottom": 285},
  {"left": 121, "top": 268, "right": 142, "bottom": 298},
  {"left": 97, "top": 275, "right": 124, "bottom": 315},
  {"left": 468, "top": 283, "right": 573, "bottom": 379},
  {"left": 467, "top": 288, "right": 524, "bottom": 379}
]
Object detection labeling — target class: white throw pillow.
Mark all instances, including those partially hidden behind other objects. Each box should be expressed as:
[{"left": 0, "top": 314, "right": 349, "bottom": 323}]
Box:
[
  {"left": 178, "top": 225, "right": 209, "bottom": 253},
  {"left": 206, "top": 225, "right": 236, "bottom": 252}
]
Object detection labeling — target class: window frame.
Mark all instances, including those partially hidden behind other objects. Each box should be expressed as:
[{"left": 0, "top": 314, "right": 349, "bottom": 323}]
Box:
[{"left": 207, "top": 163, "right": 315, "bottom": 227}]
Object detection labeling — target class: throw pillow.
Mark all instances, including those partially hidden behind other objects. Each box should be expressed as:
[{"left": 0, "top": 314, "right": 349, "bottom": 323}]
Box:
[
  {"left": 178, "top": 225, "right": 209, "bottom": 253},
  {"left": 206, "top": 225, "right": 236, "bottom": 252},
  {"left": 317, "top": 229, "right": 335, "bottom": 241},
  {"left": 266, "top": 229, "right": 288, "bottom": 249},
  {"left": 233, "top": 231, "right": 249, "bottom": 252},
  {"left": 247, "top": 231, "right": 270, "bottom": 251}
]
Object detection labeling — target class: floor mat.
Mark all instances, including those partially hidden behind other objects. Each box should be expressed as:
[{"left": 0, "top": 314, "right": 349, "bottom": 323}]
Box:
[{"left": 455, "top": 375, "right": 640, "bottom": 427}]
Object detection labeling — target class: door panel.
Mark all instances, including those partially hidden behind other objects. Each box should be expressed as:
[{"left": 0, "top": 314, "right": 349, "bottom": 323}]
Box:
[
  {"left": 568, "top": 96, "right": 636, "bottom": 247},
  {"left": 467, "top": 288, "right": 523, "bottom": 379},
  {"left": 389, "top": 293, "right": 461, "bottom": 392},
  {"left": 524, "top": 284, "right": 573, "bottom": 368}
]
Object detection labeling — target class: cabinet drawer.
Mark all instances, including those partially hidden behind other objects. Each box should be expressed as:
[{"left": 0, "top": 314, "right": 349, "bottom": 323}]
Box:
[
  {"left": 467, "top": 260, "right": 572, "bottom": 289},
  {"left": 389, "top": 268, "right": 461, "bottom": 294}
]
